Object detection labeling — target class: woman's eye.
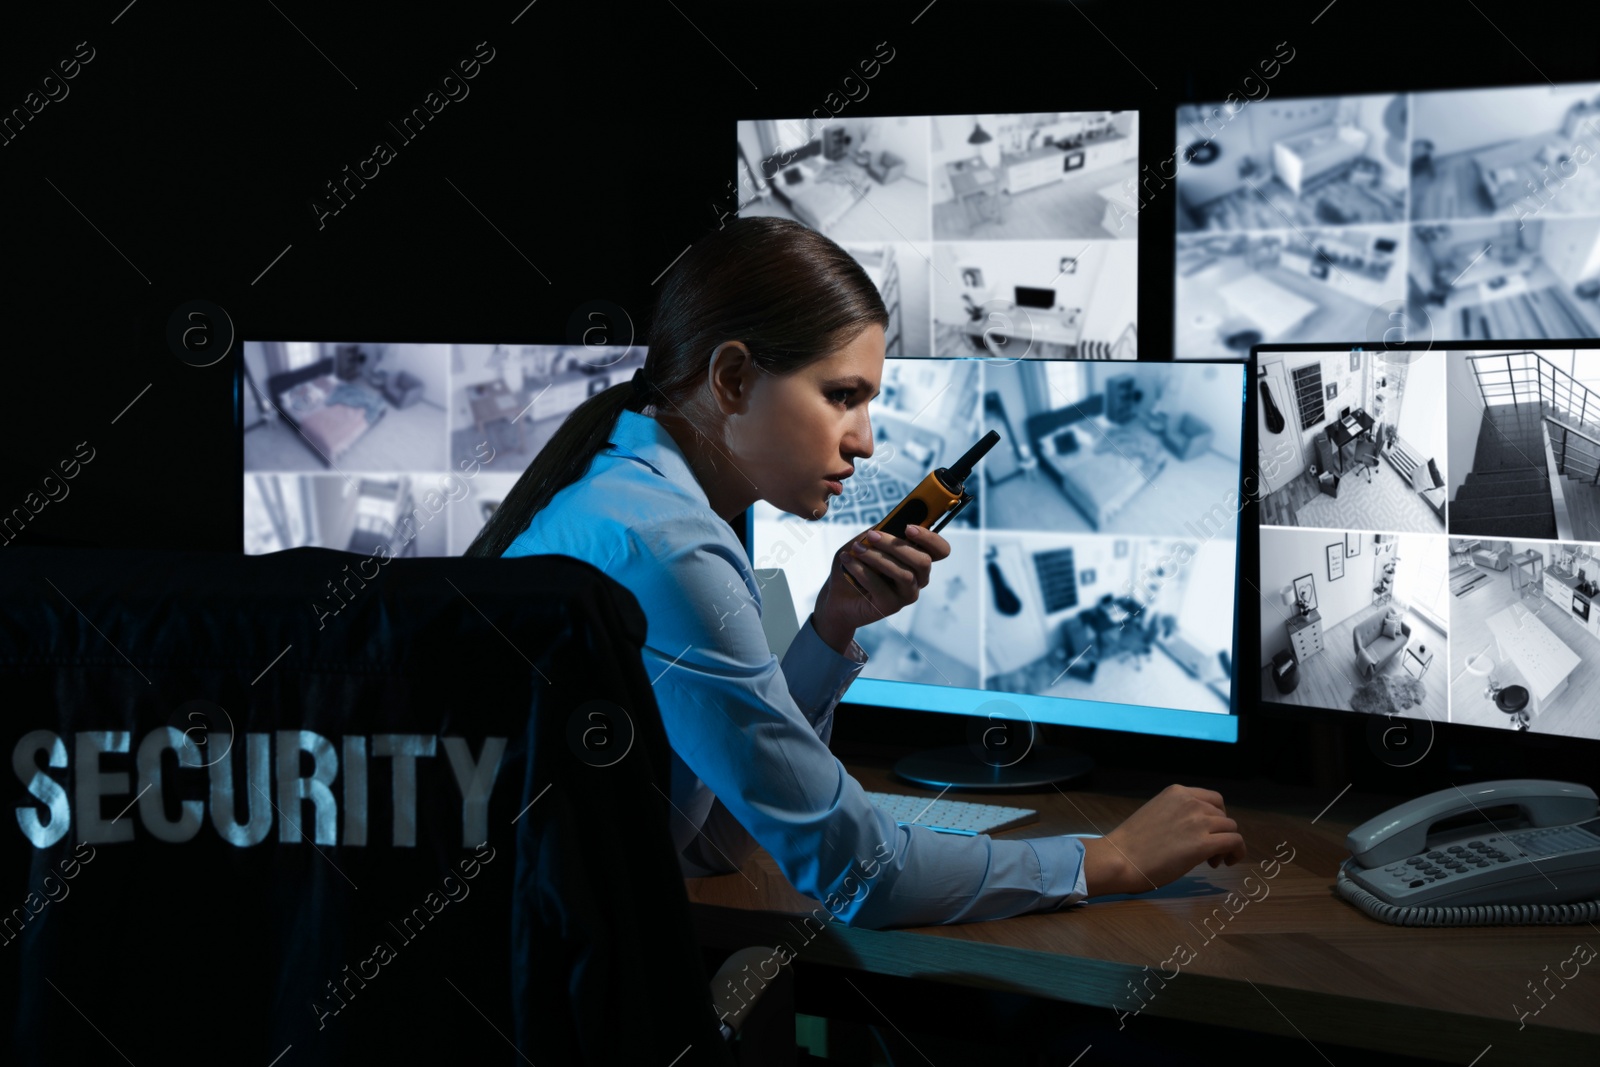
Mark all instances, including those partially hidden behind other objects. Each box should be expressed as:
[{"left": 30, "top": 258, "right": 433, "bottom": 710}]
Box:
[{"left": 829, "top": 390, "right": 853, "bottom": 406}]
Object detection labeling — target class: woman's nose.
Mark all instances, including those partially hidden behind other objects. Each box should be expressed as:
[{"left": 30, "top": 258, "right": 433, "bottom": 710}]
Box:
[{"left": 849, "top": 415, "right": 873, "bottom": 460}]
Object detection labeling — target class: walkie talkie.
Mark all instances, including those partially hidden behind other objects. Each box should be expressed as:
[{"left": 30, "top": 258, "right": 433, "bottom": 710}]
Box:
[{"left": 842, "top": 429, "right": 1000, "bottom": 595}]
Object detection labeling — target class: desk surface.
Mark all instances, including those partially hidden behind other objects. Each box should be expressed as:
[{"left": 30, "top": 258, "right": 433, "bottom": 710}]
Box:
[
  {"left": 1326, "top": 409, "right": 1375, "bottom": 449},
  {"left": 686, "top": 760, "right": 1600, "bottom": 1062},
  {"left": 961, "top": 303, "right": 1081, "bottom": 347}
]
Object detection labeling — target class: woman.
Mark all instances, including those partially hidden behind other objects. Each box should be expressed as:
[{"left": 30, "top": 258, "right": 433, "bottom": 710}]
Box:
[{"left": 466, "top": 216, "right": 1244, "bottom": 929}]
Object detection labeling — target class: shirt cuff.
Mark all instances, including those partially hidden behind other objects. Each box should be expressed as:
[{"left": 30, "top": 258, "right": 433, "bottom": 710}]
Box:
[
  {"left": 781, "top": 614, "right": 868, "bottom": 724},
  {"left": 1027, "top": 834, "right": 1090, "bottom": 911}
]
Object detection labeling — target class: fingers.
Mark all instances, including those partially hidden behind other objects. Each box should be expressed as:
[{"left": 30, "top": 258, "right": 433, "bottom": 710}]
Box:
[
  {"left": 1170, "top": 783, "right": 1227, "bottom": 816},
  {"left": 905, "top": 525, "right": 952, "bottom": 561},
  {"left": 886, "top": 526, "right": 949, "bottom": 574},
  {"left": 852, "top": 541, "right": 918, "bottom": 598},
  {"left": 1217, "top": 833, "right": 1246, "bottom": 865}
]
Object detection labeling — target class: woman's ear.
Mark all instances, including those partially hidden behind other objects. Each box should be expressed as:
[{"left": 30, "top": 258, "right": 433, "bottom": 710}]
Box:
[{"left": 707, "top": 341, "right": 756, "bottom": 414}]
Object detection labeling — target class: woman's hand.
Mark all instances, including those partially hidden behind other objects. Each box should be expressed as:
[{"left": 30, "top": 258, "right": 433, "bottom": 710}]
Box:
[
  {"left": 813, "top": 525, "right": 952, "bottom": 646},
  {"left": 1081, "top": 785, "right": 1246, "bottom": 896}
]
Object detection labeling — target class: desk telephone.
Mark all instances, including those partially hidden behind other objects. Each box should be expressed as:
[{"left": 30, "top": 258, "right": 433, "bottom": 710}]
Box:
[{"left": 1336, "top": 779, "right": 1600, "bottom": 925}]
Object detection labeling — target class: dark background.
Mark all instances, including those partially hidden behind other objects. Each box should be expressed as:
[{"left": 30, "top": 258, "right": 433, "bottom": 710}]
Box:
[{"left": 4, "top": 0, "right": 1598, "bottom": 794}]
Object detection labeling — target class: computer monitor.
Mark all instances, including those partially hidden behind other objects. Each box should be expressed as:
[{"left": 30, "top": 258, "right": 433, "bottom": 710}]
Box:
[
  {"left": 240, "top": 339, "right": 644, "bottom": 556},
  {"left": 1251, "top": 340, "right": 1600, "bottom": 744},
  {"left": 735, "top": 111, "right": 1141, "bottom": 361},
  {"left": 1015, "top": 286, "right": 1056, "bottom": 310},
  {"left": 1172, "top": 79, "right": 1600, "bottom": 360},
  {"left": 749, "top": 357, "right": 1248, "bottom": 788}
]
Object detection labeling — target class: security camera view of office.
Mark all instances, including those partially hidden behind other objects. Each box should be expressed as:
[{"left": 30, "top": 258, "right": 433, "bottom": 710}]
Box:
[
  {"left": 243, "top": 340, "right": 643, "bottom": 557},
  {"left": 736, "top": 111, "right": 1140, "bottom": 361},
  {"left": 1256, "top": 349, "right": 1449, "bottom": 534},
  {"left": 752, "top": 358, "right": 1243, "bottom": 722},
  {"left": 1257, "top": 346, "right": 1600, "bottom": 741},
  {"left": 1174, "top": 81, "right": 1600, "bottom": 360}
]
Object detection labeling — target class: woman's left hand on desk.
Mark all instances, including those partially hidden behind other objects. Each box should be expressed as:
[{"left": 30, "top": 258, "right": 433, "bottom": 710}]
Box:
[{"left": 815, "top": 524, "right": 951, "bottom": 636}]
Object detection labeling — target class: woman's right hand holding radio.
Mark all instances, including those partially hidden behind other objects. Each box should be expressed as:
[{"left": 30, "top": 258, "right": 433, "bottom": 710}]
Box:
[{"left": 812, "top": 524, "right": 951, "bottom": 652}]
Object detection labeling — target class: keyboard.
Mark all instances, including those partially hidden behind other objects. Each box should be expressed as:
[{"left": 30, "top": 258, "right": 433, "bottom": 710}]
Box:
[{"left": 864, "top": 791, "right": 1040, "bottom": 836}]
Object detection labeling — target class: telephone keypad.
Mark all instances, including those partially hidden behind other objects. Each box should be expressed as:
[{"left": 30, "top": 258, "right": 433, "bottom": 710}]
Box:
[{"left": 1390, "top": 835, "right": 1529, "bottom": 893}]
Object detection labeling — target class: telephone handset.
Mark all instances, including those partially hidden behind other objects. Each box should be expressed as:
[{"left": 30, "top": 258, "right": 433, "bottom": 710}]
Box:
[
  {"left": 1336, "top": 779, "right": 1600, "bottom": 925},
  {"left": 842, "top": 430, "right": 999, "bottom": 596}
]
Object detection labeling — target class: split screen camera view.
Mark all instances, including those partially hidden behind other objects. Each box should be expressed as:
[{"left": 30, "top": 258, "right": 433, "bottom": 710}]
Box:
[
  {"left": 1175, "top": 82, "right": 1600, "bottom": 359},
  {"left": 1258, "top": 346, "right": 1600, "bottom": 741},
  {"left": 240, "top": 338, "right": 1245, "bottom": 727}
]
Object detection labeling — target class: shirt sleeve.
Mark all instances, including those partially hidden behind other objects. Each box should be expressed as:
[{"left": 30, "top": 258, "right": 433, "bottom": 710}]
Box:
[
  {"left": 681, "top": 612, "right": 866, "bottom": 876},
  {"left": 779, "top": 612, "right": 866, "bottom": 748},
  {"left": 631, "top": 519, "right": 1088, "bottom": 929}
]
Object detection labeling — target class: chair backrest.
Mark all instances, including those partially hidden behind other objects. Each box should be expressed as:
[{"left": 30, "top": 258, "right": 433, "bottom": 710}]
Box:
[
  {"left": 1, "top": 546, "right": 733, "bottom": 1067},
  {"left": 753, "top": 567, "right": 801, "bottom": 660}
]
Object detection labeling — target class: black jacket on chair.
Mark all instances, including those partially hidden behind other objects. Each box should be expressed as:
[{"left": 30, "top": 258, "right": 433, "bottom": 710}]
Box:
[{"left": 0, "top": 546, "right": 734, "bottom": 1066}]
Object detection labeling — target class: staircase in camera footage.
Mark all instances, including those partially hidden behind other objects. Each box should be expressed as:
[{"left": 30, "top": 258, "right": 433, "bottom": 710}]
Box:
[{"left": 1453, "top": 353, "right": 1600, "bottom": 541}]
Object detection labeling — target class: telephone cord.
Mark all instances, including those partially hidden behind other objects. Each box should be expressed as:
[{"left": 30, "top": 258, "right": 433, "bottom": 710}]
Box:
[{"left": 1335, "top": 863, "right": 1600, "bottom": 926}]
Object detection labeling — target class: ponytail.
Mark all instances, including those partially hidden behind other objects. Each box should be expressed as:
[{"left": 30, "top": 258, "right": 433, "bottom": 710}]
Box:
[{"left": 463, "top": 216, "right": 887, "bottom": 558}]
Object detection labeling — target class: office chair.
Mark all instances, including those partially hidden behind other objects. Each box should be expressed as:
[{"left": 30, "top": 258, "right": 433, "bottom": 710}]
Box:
[
  {"left": 1350, "top": 435, "right": 1382, "bottom": 483},
  {"left": 0, "top": 546, "right": 798, "bottom": 1067}
]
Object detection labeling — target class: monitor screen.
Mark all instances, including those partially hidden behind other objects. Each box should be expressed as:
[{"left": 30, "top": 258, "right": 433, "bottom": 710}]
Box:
[
  {"left": 736, "top": 111, "right": 1141, "bottom": 360},
  {"left": 1015, "top": 286, "right": 1057, "bottom": 309},
  {"left": 1253, "top": 342, "right": 1600, "bottom": 743},
  {"left": 1173, "top": 80, "right": 1600, "bottom": 360},
  {"left": 751, "top": 358, "right": 1246, "bottom": 743},
  {"left": 241, "top": 340, "right": 643, "bottom": 557}
]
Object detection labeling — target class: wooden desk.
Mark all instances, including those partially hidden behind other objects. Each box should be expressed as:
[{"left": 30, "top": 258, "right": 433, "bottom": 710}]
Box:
[
  {"left": 1326, "top": 408, "right": 1376, "bottom": 475},
  {"left": 686, "top": 760, "right": 1600, "bottom": 1062},
  {"left": 960, "top": 301, "right": 1082, "bottom": 357}
]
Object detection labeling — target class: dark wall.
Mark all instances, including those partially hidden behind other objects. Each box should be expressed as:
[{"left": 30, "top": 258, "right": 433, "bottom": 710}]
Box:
[{"left": 4, "top": 1, "right": 1597, "bottom": 786}]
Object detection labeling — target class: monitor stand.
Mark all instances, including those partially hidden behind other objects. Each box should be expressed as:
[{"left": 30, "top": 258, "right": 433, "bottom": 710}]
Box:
[{"left": 892, "top": 720, "right": 1094, "bottom": 790}]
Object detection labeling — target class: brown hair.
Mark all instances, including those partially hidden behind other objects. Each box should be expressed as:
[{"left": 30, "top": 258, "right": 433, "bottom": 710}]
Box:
[{"left": 464, "top": 216, "right": 888, "bottom": 558}]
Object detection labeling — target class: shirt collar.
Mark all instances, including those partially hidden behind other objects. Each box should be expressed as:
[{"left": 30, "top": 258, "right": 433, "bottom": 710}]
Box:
[{"left": 608, "top": 408, "right": 710, "bottom": 509}]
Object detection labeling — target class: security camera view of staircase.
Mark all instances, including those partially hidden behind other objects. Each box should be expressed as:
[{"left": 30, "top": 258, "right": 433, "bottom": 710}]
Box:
[{"left": 1449, "top": 352, "right": 1600, "bottom": 541}]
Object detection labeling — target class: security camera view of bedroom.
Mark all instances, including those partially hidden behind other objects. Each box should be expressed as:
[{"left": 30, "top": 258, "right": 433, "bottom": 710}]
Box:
[
  {"left": 1175, "top": 81, "right": 1600, "bottom": 360},
  {"left": 736, "top": 111, "right": 1140, "bottom": 361},
  {"left": 243, "top": 340, "right": 643, "bottom": 557},
  {"left": 1257, "top": 346, "right": 1600, "bottom": 741},
  {"left": 751, "top": 359, "right": 1244, "bottom": 717}
]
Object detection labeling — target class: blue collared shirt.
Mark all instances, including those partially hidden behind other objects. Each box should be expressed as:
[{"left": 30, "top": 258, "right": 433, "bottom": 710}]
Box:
[{"left": 501, "top": 407, "right": 1087, "bottom": 928}]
